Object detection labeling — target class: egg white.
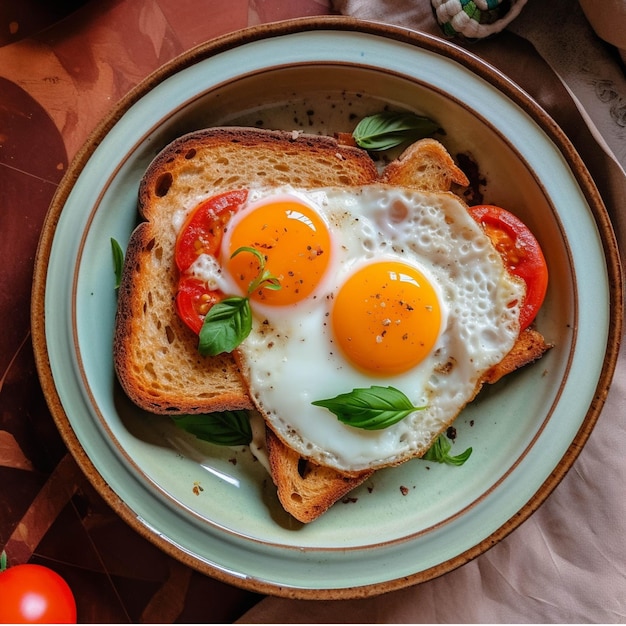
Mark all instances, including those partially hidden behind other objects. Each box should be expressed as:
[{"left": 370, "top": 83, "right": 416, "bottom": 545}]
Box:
[{"left": 191, "top": 185, "right": 525, "bottom": 473}]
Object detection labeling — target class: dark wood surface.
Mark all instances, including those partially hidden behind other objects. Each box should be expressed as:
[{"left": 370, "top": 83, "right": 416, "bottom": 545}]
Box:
[{"left": 0, "top": 1, "right": 332, "bottom": 621}]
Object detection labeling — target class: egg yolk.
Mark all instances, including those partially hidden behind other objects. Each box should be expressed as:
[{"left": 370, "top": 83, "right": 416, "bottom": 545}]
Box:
[
  {"left": 226, "top": 197, "right": 332, "bottom": 306},
  {"left": 332, "top": 261, "right": 443, "bottom": 375}
]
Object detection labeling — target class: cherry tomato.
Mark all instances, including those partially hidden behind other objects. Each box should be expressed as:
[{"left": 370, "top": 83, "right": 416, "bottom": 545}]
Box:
[
  {"left": 175, "top": 189, "right": 248, "bottom": 272},
  {"left": 176, "top": 276, "right": 224, "bottom": 335},
  {"left": 468, "top": 204, "right": 548, "bottom": 331},
  {"left": 0, "top": 563, "right": 77, "bottom": 623}
]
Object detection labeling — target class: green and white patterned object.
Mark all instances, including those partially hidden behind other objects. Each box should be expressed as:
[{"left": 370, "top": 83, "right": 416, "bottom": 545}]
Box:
[{"left": 431, "top": 0, "right": 528, "bottom": 39}]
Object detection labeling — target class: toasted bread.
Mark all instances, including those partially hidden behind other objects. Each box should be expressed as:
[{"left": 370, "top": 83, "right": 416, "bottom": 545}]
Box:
[
  {"left": 481, "top": 327, "right": 552, "bottom": 385},
  {"left": 114, "top": 127, "right": 549, "bottom": 523},
  {"left": 380, "top": 137, "right": 470, "bottom": 191},
  {"left": 114, "top": 128, "right": 379, "bottom": 414},
  {"left": 266, "top": 428, "right": 374, "bottom": 524}
]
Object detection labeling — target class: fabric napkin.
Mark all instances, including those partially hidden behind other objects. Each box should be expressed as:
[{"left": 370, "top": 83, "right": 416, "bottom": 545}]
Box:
[{"left": 238, "top": 0, "right": 626, "bottom": 621}]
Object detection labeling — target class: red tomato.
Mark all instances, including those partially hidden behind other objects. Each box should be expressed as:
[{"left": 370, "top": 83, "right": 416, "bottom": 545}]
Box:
[
  {"left": 468, "top": 204, "right": 548, "bottom": 331},
  {"left": 176, "top": 276, "right": 223, "bottom": 335},
  {"left": 175, "top": 189, "right": 248, "bottom": 272},
  {"left": 0, "top": 563, "right": 77, "bottom": 623}
]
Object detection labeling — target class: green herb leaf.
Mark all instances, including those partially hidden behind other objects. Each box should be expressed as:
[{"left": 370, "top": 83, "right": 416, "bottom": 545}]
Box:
[
  {"left": 0, "top": 550, "right": 7, "bottom": 573},
  {"left": 197, "top": 247, "right": 281, "bottom": 355},
  {"left": 423, "top": 434, "right": 472, "bottom": 466},
  {"left": 231, "top": 246, "right": 282, "bottom": 294},
  {"left": 254, "top": 269, "right": 282, "bottom": 292},
  {"left": 198, "top": 296, "right": 252, "bottom": 356},
  {"left": 352, "top": 111, "right": 440, "bottom": 151},
  {"left": 312, "top": 385, "right": 425, "bottom": 430},
  {"left": 110, "top": 237, "right": 124, "bottom": 289},
  {"left": 171, "top": 411, "right": 252, "bottom": 446}
]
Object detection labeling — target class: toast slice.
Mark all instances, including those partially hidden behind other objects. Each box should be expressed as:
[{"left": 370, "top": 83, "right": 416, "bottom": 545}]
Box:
[
  {"left": 266, "top": 428, "right": 374, "bottom": 524},
  {"left": 114, "top": 127, "right": 549, "bottom": 523},
  {"left": 481, "top": 327, "right": 551, "bottom": 385},
  {"left": 380, "top": 137, "right": 470, "bottom": 191},
  {"left": 114, "top": 128, "right": 379, "bottom": 414}
]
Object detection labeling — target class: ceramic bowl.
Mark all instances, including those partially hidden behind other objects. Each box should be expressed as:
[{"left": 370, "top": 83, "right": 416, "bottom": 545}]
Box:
[{"left": 31, "top": 17, "right": 622, "bottom": 598}]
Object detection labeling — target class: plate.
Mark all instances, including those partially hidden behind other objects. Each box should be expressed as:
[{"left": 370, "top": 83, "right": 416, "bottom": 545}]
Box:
[{"left": 31, "top": 17, "right": 622, "bottom": 598}]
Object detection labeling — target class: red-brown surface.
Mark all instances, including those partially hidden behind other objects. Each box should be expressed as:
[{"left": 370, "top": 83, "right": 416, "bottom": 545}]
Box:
[
  {"left": 3, "top": 0, "right": 626, "bottom": 622},
  {"left": 0, "top": 1, "right": 332, "bottom": 622}
]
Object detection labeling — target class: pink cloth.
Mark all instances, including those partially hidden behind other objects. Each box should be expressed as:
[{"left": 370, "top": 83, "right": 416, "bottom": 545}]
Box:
[{"left": 238, "top": 0, "right": 626, "bottom": 622}]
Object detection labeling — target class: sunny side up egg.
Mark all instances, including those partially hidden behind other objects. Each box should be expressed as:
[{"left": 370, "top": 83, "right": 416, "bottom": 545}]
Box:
[{"left": 184, "top": 185, "right": 525, "bottom": 474}]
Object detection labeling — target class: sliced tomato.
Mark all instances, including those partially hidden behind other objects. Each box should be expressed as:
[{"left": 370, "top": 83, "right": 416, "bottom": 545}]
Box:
[
  {"left": 176, "top": 276, "right": 223, "bottom": 335},
  {"left": 468, "top": 204, "right": 548, "bottom": 331},
  {"left": 175, "top": 189, "right": 248, "bottom": 272}
]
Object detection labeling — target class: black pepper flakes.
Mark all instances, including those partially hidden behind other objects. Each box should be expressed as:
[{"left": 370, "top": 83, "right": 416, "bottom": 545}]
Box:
[{"left": 342, "top": 496, "right": 358, "bottom": 504}]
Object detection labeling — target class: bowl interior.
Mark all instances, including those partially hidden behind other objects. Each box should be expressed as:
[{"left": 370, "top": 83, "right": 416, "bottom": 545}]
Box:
[{"left": 74, "top": 63, "right": 574, "bottom": 546}]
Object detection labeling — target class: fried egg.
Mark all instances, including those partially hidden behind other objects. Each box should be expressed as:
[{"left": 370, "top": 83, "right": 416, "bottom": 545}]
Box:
[{"left": 188, "top": 185, "right": 525, "bottom": 473}]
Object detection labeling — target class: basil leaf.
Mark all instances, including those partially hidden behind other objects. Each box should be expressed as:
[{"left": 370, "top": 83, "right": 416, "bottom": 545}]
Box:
[
  {"left": 353, "top": 112, "right": 440, "bottom": 151},
  {"left": 312, "top": 385, "right": 425, "bottom": 430},
  {"left": 423, "top": 434, "right": 472, "bottom": 466},
  {"left": 198, "top": 296, "right": 252, "bottom": 356},
  {"left": 171, "top": 411, "right": 252, "bottom": 446},
  {"left": 110, "top": 237, "right": 124, "bottom": 289}
]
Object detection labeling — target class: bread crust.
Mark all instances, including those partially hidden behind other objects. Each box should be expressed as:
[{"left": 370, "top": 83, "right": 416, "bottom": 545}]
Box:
[
  {"left": 266, "top": 428, "right": 373, "bottom": 524},
  {"left": 113, "top": 221, "right": 254, "bottom": 414},
  {"left": 482, "top": 327, "right": 552, "bottom": 385},
  {"left": 138, "top": 127, "right": 380, "bottom": 221},
  {"left": 381, "top": 137, "right": 470, "bottom": 191}
]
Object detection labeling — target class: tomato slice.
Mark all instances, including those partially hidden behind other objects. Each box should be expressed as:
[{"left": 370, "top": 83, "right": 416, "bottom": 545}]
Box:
[
  {"left": 468, "top": 204, "right": 548, "bottom": 331},
  {"left": 176, "top": 276, "right": 223, "bottom": 335},
  {"left": 175, "top": 189, "right": 248, "bottom": 272}
]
